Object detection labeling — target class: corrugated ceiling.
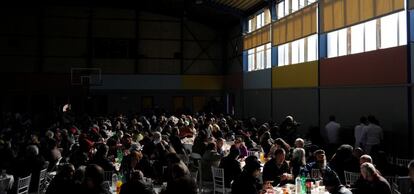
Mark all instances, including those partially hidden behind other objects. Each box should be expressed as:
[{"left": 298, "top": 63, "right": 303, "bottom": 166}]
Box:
[{"left": 213, "top": 0, "right": 264, "bottom": 11}]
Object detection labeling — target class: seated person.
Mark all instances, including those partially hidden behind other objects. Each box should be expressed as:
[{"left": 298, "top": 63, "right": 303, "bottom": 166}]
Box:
[
  {"left": 219, "top": 148, "right": 241, "bottom": 188},
  {"left": 262, "top": 148, "right": 293, "bottom": 186},
  {"left": 357, "top": 162, "right": 391, "bottom": 194},
  {"left": 232, "top": 156, "right": 271, "bottom": 194},
  {"left": 201, "top": 142, "right": 222, "bottom": 182},
  {"left": 302, "top": 149, "right": 336, "bottom": 181},
  {"left": 323, "top": 171, "right": 352, "bottom": 194},
  {"left": 164, "top": 163, "right": 197, "bottom": 194},
  {"left": 120, "top": 170, "right": 154, "bottom": 194}
]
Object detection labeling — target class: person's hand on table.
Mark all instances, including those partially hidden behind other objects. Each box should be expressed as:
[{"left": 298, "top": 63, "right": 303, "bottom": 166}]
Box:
[{"left": 260, "top": 181, "right": 273, "bottom": 194}]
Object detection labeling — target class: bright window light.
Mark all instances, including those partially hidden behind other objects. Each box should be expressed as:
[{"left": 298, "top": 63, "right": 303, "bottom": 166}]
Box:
[
  {"left": 380, "top": 13, "right": 398, "bottom": 49},
  {"left": 338, "top": 28, "right": 347, "bottom": 56},
  {"left": 351, "top": 23, "right": 364, "bottom": 54},
  {"left": 327, "top": 31, "right": 338, "bottom": 58}
]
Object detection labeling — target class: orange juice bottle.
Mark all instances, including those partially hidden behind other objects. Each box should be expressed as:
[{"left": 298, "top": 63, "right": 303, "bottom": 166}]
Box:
[
  {"left": 116, "top": 179, "right": 122, "bottom": 194},
  {"left": 260, "top": 152, "right": 265, "bottom": 163}
]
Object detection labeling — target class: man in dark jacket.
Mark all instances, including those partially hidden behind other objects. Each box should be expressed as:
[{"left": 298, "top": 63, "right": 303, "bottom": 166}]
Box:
[
  {"left": 120, "top": 170, "right": 154, "bottom": 194},
  {"left": 164, "top": 163, "right": 197, "bottom": 194},
  {"left": 89, "top": 144, "right": 115, "bottom": 171},
  {"left": 219, "top": 147, "right": 241, "bottom": 187},
  {"left": 324, "top": 171, "right": 352, "bottom": 194},
  {"left": 262, "top": 148, "right": 293, "bottom": 186},
  {"left": 232, "top": 156, "right": 269, "bottom": 194}
]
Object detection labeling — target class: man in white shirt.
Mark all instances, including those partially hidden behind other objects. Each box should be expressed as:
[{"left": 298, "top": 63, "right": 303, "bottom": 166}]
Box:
[
  {"left": 361, "top": 115, "right": 383, "bottom": 154},
  {"left": 354, "top": 116, "right": 368, "bottom": 148},
  {"left": 324, "top": 115, "right": 341, "bottom": 146}
]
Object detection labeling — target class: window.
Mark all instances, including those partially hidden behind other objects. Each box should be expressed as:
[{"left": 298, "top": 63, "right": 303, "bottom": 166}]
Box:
[
  {"left": 248, "top": 19, "right": 253, "bottom": 33},
  {"left": 326, "top": 11, "right": 407, "bottom": 59},
  {"left": 365, "top": 20, "right": 377, "bottom": 52},
  {"left": 299, "top": 0, "right": 305, "bottom": 8},
  {"left": 266, "top": 43, "right": 272, "bottom": 68},
  {"left": 328, "top": 31, "right": 338, "bottom": 58},
  {"left": 307, "top": 34, "right": 318, "bottom": 61},
  {"left": 278, "top": 44, "right": 287, "bottom": 66},
  {"left": 284, "top": 0, "right": 290, "bottom": 17},
  {"left": 299, "top": 38, "right": 305, "bottom": 63},
  {"left": 291, "top": 40, "right": 299, "bottom": 64},
  {"left": 292, "top": 0, "right": 299, "bottom": 13},
  {"left": 277, "top": 35, "right": 318, "bottom": 66},
  {"left": 248, "top": 49, "right": 255, "bottom": 71},
  {"left": 380, "top": 13, "right": 398, "bottom": 49},
  {"left": 256, "top": 45, "right": 265, "bottom": 70},
  {"left": 338, "top": 28, "right": 348, "bottom": 56},
  {"left": 399, "top": 11, "right": 407, "bottom": 46},
  {"left": 278, "top": 1, "right": 285, "bottom": 19},
  {"left": 351, "top": 23, "right": 364, "bottom": 54},
  {"left": 257, "top": 12, "right": 264, "bottom": 29}
]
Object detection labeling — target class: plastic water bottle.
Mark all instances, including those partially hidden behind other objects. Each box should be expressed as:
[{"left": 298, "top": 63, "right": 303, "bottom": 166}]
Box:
[
  {"left": 112, "top": 173, "right": 118, "bottom": 190},
  {"left": 295, "top": 176, "right": 302, "bottom": 194}
]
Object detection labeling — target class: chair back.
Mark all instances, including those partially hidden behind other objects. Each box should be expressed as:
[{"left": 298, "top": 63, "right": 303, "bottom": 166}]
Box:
[
  {"left": 0, "top": 177, "right": 11, "bottom": 194},
  {"left": 395, "top": 158, "right": 411, "bottom": 168},
  {"left": 344, "top": 171, "right": 360, "bottom": 186},
  {"left": 103, "top": 171, "right": 114, "bottom": 182},
  {"left": 17, "top": 175, "right": 31, "bottom": 194},
  {"left": 37, "top": 169, "right": 48, "bottom": 194},
  {"left": 247, "top": 151, "right": 258, "bottom": 158},
  {"left": 211, "top": 167, "right": 226, "bottom": 194},
  {"left": 396, "top": 176, "right": 411, "bottom": 194},
  {"left": 384, "top": 176, "right": 398, "bottom": 187}
]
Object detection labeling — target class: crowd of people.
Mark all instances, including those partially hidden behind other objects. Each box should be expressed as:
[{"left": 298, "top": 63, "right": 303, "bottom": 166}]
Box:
[{"left": 0, "top": 107, "right": 413, "bottom": 194}]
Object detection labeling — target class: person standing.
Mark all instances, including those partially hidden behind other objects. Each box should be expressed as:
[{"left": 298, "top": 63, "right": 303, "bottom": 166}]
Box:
[
  {"left": 324, "top": 115, "right": 341, "bottom": 156},
  {"left": 360, "top": 116, "right": 383, "bottom": 154},
  {"left": 354, "top": 117, "right": 368, "bottom": 148}
]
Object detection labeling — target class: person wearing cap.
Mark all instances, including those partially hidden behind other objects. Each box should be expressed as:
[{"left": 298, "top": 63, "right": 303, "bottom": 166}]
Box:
[
  {"left": 262, "top": 148, "right": 293, "bottom": 186},
  {"left": 232, "top": 156, "right": 271, "bottom": 194},
  {"left": 323, "top": 171, "right": 352, "bottom": 194}
]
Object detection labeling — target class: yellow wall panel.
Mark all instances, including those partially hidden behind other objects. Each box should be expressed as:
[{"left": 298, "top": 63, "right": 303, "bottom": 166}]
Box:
[
  {"left": 286, "top": 16, "right": 295, "bottom": 41},
  {"left": 265, "top": 9, "right": 271, "bottom": 25},
  {"left": 272, "top": 61, "right": 318, "bottom": 88},
  {"left": 310, "top": 5, "right": 318, "bottom": 34},
  {"left": 293, "top": 15, "right": 303, "bottom": 39},
  {"left": 394, "top": 0, "right": 404, "bottom": 11},
  {"left": 346, "top": 0, "right": 360, "bottom": 25},
  {"left": 181, "top": 75, "right": 224, "bottom": 90},
  {"left": 243, "top": 36, "right": 251, "bottom": 50},
  {"left": 376, "top": 0, "right": 393, "bottom": 16},
  {"left": 323, "top": 1, "right": 334, "bottom": 32},
  {"left": 333, "top": 0, "right": 345, "bottom": 29},
  {"left": 279, "top": 21, "right": 287, "bottom": 44},
  {"left": 262, "top": 28, "right": 270, "bottom": 43},
  {"left": 303, "top": 8, "right": 312, "bottom": 35},
  {"left": 272, "top": 23, "right": 279, "bottom": 46},
  {"left": 360, "top": 0, "right": 374, "bottom": 21}
]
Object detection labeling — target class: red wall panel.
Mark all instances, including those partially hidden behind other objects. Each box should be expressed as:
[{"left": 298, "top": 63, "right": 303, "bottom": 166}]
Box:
[{"left": 320, "top": 46, "right": 407, "bottom": 86}]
